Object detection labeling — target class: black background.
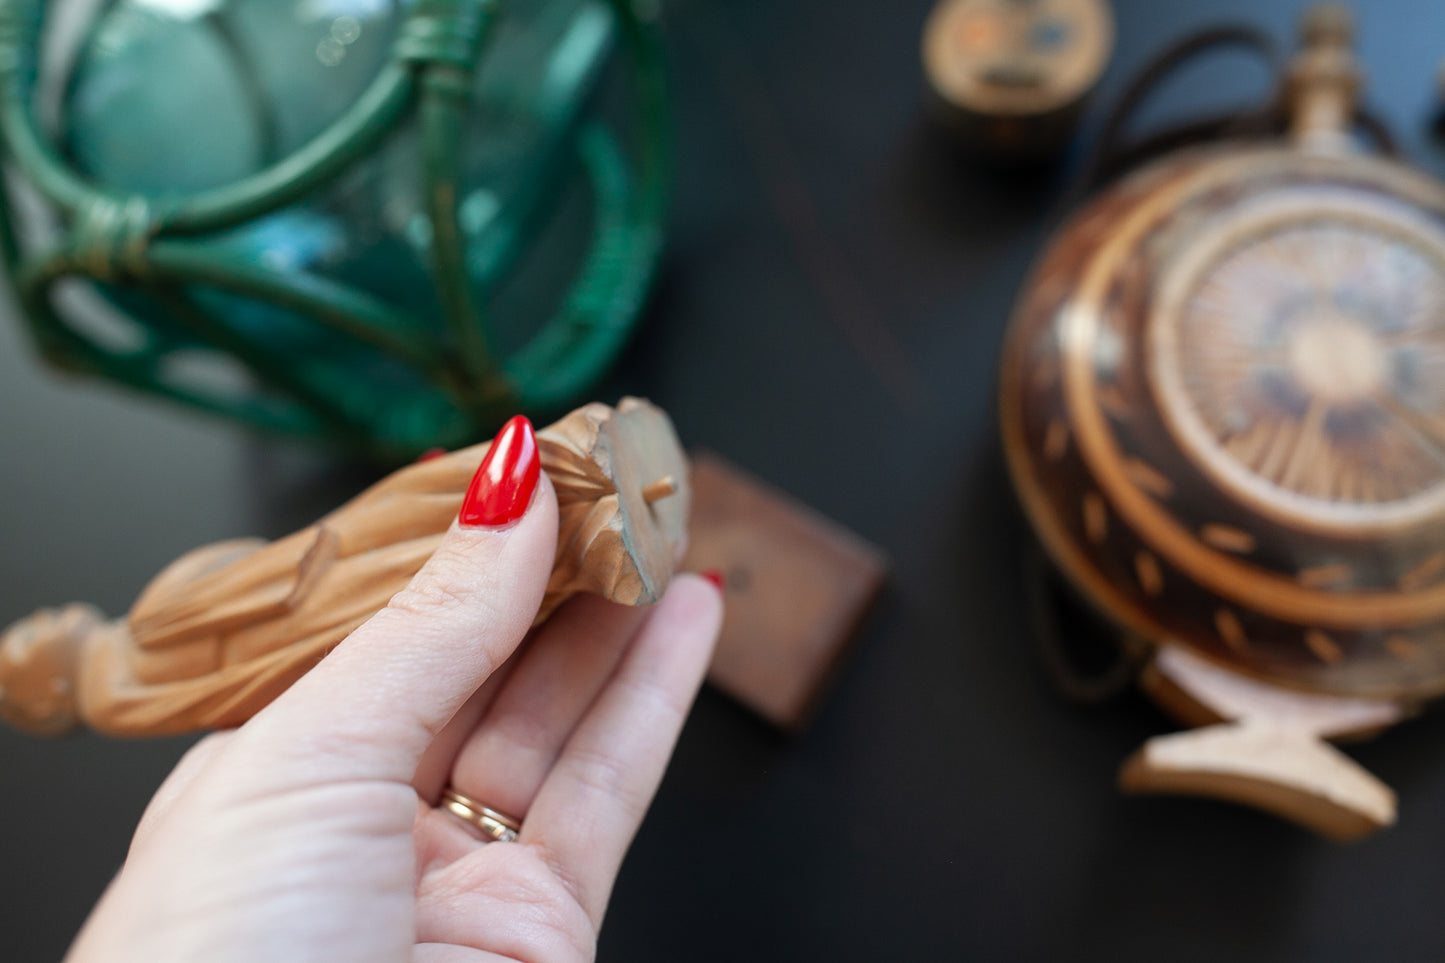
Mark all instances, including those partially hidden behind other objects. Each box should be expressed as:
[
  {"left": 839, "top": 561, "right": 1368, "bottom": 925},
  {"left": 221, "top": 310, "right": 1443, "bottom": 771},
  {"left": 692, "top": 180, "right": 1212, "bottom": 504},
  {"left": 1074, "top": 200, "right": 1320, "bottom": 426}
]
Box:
[{"left": 6, "top": 0, "right": 1445, "bottom": 959}]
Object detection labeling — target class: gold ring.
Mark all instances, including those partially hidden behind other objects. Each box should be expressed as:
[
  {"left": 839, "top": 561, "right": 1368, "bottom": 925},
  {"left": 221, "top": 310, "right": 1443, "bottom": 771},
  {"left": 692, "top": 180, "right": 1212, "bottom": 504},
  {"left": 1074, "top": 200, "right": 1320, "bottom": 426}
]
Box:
[{"left": 440, "top": 787, "right": 522, "bottom": 843}]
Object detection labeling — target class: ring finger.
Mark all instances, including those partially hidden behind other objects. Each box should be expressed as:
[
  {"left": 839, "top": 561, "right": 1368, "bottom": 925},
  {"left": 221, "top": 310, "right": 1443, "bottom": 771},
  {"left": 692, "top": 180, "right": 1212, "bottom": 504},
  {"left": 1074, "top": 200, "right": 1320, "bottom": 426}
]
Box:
[{"left": 437, "top": 592, "right": 649, "bottom": 837}]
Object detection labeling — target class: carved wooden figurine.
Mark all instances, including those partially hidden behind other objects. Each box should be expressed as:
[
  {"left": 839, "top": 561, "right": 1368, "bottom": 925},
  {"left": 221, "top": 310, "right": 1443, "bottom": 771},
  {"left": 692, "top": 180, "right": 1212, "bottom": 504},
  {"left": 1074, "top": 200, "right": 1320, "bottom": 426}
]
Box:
[
  {"left": 0, "top": 398, "right": 687, "bottom": 738},
  {"left": 1000, "top": 7, "right": 1445, "bottom": 839}
]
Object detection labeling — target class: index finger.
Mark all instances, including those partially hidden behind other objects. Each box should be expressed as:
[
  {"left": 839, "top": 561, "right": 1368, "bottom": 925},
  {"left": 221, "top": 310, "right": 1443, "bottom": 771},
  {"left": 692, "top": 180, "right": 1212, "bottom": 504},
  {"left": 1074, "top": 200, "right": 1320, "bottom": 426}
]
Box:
[{"left": 241, "top": 418, "right": 560, "bottom": 788}]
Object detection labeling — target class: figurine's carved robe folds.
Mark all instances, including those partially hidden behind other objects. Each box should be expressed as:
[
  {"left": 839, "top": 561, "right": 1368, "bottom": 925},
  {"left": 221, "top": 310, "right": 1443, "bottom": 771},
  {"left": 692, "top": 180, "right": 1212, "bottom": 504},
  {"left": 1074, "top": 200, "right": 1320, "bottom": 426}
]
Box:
[{"left": 0, "top": 398, "right": 688, "bottom": 738}]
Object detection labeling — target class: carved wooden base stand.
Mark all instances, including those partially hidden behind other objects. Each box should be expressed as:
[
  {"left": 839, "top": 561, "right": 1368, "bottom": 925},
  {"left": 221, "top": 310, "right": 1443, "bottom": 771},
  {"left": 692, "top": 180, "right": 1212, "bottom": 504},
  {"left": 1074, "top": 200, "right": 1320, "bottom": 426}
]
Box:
[{"left": 1121, "top": 645, "right": 1404, "bottom": 840}]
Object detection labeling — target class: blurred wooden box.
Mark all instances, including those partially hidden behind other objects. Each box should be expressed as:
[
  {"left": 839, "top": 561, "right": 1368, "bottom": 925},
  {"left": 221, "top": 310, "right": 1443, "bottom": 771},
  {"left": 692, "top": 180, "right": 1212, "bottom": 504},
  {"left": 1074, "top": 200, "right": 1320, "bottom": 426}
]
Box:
[{"left": 684, "top": 452, "right": 887, "bottom": 730}]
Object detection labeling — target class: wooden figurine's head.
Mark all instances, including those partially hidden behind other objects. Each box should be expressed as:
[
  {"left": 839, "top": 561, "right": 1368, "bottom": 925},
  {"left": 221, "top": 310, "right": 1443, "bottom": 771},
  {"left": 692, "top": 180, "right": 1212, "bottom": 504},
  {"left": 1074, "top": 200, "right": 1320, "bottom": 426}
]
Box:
[{"left": 0, "top": 604, "right": 99, "bottom": 736}]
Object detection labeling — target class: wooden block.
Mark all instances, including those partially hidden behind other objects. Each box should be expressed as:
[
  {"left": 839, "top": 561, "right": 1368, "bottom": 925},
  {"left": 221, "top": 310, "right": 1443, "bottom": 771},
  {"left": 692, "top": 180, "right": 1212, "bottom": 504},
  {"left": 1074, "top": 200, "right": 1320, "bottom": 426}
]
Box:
[{"left": 684, "top": 452, "right": 888, "bottom": 730}]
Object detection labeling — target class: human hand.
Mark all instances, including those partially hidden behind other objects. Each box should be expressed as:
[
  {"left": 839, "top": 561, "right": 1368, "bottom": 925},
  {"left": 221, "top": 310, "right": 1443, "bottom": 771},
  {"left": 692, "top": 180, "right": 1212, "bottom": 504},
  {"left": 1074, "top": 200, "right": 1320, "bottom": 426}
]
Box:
[{"left": 66, "top": 417, "right": 723, "bottom": 963}]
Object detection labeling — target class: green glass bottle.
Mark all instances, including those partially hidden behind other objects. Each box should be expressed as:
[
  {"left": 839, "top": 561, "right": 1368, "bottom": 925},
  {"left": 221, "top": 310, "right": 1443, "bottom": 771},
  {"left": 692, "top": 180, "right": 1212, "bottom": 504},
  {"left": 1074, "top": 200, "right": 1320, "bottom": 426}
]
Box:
[{"left": 0, "top": 0, "right": 669, "bottom": 457}]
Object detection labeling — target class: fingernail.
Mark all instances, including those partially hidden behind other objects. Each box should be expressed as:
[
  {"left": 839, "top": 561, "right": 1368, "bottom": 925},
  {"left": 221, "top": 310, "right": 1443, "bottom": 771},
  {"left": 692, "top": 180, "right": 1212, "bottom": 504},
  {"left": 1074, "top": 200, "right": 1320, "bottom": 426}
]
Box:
[
  {"left": 416, "top": 446, "right": 447, "bottom": 463},
  {"left": 701, "top": 570, "right": 725, "bottom": 592},
  {"left": 459, "top": 416, "right": 540, "bottom": 528}
]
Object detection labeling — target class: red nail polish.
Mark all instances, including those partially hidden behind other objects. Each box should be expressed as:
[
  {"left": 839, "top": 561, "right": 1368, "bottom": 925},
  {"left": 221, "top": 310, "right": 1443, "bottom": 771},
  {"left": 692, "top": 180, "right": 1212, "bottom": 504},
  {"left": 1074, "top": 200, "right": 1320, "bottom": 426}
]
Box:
[
  {"left": 701, "top": 570, "right": 725, "bottom": 591},
  {"left": 416, "top": 446, "right": 447, "bottom": 463},
  {"left": 459, "top": 416, "right": 540, "bottom": 528}
]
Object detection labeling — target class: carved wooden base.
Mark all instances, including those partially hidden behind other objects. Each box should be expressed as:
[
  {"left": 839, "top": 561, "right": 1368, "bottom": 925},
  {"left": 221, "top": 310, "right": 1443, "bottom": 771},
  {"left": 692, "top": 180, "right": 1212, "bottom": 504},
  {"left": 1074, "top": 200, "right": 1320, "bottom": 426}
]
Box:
[{"left": 1120, "top": 644, "right": 1405, "bottom": 840}]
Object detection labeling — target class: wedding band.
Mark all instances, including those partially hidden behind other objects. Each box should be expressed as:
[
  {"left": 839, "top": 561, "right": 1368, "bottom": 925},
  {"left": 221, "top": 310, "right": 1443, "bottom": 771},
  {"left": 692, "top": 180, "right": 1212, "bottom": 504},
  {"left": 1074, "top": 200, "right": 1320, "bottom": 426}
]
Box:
[{"left": 440, "top": 787, "right": 522, "bottom": 843}]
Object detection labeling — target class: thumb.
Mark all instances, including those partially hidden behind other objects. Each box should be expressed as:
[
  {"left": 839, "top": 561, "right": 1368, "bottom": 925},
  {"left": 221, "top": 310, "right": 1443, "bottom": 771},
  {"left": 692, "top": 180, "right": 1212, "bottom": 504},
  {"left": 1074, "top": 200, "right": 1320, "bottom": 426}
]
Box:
[{"left": 239, "top": 416, "right": 559, "bottom": 785}]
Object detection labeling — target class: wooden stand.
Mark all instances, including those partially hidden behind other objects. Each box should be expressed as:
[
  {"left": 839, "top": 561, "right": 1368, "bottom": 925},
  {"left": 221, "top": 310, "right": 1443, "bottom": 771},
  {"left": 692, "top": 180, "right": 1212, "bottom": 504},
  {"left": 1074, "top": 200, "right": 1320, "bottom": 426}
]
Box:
[{"left": 1120, "top": 644, "right": 1404, "bottom": 840}]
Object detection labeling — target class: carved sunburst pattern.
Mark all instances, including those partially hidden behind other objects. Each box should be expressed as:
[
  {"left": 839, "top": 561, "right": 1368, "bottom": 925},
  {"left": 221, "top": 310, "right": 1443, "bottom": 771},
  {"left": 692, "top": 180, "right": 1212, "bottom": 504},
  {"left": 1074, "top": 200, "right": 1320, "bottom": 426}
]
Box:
[{"left": 1159, "top": 211, "right": 1445, "bottom": 529}]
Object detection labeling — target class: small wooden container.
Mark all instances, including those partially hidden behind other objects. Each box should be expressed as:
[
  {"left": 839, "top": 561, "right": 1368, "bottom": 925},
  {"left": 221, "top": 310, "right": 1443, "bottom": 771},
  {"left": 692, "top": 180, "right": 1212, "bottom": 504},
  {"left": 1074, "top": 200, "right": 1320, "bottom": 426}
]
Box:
[{"left": 923, "top": 0, "right": 1113, "bottom": 158}]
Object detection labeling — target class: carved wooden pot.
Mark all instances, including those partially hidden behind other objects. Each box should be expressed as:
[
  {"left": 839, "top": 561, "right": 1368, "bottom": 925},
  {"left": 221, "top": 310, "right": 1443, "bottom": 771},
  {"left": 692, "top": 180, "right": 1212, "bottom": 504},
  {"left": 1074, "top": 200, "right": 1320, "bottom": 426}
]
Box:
[{"left": 999, "top": 15, "right": 1445, "bottom": 838}]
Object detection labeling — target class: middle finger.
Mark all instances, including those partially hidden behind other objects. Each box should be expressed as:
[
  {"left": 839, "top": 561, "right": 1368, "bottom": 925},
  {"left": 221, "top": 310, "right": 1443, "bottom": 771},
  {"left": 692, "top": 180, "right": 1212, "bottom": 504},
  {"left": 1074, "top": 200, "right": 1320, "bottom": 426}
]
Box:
[{"left": 440, "top": 592, "right": 649, "bottom": 831}]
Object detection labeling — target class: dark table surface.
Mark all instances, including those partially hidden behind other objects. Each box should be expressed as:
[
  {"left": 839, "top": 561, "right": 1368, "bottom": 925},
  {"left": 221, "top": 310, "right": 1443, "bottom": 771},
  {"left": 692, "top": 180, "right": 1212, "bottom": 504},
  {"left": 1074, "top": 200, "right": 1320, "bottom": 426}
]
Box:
[{"left": 7, "top": 0, "right": 1445, "bottom": 959}]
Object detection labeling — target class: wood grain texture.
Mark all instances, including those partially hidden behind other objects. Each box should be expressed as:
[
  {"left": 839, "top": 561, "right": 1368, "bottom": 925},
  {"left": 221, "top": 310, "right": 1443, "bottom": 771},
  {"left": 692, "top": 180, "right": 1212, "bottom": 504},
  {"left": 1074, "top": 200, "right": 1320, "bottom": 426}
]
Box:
[{"left": 0, "top": 399, "right": 688, "bottom": 737}]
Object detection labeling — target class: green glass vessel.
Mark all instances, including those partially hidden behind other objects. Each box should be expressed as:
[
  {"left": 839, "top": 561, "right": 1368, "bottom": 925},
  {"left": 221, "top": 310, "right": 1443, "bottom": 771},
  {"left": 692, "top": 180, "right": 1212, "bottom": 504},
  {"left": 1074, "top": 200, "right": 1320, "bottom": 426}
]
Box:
[{"left": 0, "top": 0, "right": 669, "bottom": 457}]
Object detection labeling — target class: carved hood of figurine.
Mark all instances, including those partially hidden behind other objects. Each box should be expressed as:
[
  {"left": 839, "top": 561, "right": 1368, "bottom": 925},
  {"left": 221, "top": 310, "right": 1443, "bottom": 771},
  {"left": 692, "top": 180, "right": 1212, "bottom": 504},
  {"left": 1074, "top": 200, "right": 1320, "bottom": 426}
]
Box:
[
  {"left": 1000, "top": 6, "right": 1445, "bottom": 838},
  {"left": 0, "top": 398, "right": 688, "bottom": 738}
]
